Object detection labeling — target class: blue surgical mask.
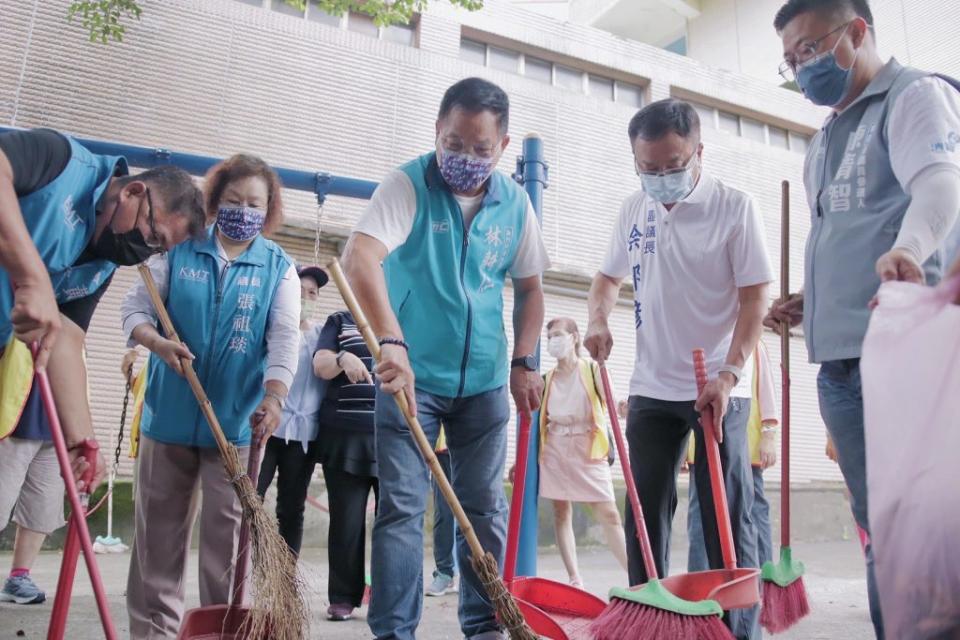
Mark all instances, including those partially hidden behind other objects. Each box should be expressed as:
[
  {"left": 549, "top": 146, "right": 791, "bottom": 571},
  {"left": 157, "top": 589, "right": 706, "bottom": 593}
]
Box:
[
  {"left": 796, "top": 25, "right": 860, "bottom": 107},
  {"left": 639, "top": 154, "right": 699, "bottom": 204},
  {"left": 217, "top": 205, "right": 265, "bottom": 242}
]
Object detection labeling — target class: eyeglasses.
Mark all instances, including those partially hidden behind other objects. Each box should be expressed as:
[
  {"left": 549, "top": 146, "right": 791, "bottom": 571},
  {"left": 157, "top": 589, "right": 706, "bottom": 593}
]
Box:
[
  {"left": 143, "top": 189, "right": 164, "bottom": 251},
  {"left": 778, "top": 21, "right": 850, "bottom": 82},
  {"left": 635, "top": 150, "right": 697, "bottom": 177}
]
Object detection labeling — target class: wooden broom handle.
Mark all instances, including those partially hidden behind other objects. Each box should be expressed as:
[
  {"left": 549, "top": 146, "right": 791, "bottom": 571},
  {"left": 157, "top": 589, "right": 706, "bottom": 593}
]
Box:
[
  {"left": 136, "top": 264, "right": 233, "bottom": 460},
  {"left": 326, "top": 259, "right": 487, "bottom": 561}
]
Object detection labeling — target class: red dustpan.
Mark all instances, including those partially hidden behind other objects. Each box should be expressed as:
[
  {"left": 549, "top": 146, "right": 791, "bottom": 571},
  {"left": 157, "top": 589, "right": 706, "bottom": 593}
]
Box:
[
  {"left": 177, "top": 442, "right": 268, "bottom": 640},
  {"left": 502, "top": 412, "right": 607, "bottom": 640}
]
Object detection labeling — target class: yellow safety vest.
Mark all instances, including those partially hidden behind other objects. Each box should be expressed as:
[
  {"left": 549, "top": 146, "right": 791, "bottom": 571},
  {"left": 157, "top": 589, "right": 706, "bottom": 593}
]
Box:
[
  {"left": 0, "top": 337, "right": 34, "bottom": 440},
  {"left": 539, "top": 358, "right": 610, "bottom": 462}
]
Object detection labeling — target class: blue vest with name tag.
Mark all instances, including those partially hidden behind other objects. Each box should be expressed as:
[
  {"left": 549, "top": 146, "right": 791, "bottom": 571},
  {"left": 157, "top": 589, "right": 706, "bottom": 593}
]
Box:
[
  {"left": 383, "top": 152, "right": 526, "bottom": 398},
  {"left": 141, "top": 228, "right": 292, "bottom": 447},
  {"left": 0, "top": 136, "right": 125, "bottom": 344}
]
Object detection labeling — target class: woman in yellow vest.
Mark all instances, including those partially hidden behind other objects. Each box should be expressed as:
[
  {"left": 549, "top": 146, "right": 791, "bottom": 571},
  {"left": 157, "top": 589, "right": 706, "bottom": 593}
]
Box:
[{"left": 539, "top": 317, "right": 628, "bottom": 588}]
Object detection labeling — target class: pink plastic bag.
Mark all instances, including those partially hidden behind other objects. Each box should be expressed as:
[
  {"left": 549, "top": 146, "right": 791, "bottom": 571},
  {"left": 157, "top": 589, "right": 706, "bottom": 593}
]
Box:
[{"left": 861, "top": 275, "right": 960, "bottom": 640}]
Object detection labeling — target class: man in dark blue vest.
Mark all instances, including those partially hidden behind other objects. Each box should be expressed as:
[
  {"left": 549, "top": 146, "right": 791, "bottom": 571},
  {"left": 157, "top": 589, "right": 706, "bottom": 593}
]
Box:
[
  {"left": 0, "top": 128, "right": 205, "bottom": 491},
  {"left": 766, "top": 2, "right": 960, "bottom": 637},
  {"left": 343, "top": 78, "right": 549, "bottom": 640}
]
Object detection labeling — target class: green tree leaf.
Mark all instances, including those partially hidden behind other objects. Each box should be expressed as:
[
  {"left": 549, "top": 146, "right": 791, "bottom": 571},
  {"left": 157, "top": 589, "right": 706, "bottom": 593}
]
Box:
[{"left": 67, "top": 0, "right": 483, "bottom": 42}]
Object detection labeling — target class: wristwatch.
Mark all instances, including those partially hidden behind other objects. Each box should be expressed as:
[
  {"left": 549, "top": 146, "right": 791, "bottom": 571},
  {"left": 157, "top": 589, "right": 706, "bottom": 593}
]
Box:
[
  {"left": 718, "top": 363, "right": 744, "bottom": 385},
  {"left": 335, "top": 351, "right": 346, "bottom": 369},
  {"left": 510, "top": 355, "right": 538, "bottom": 372},
  {"left": 264, "top": 390, "right": 286, "bottom": 410}
]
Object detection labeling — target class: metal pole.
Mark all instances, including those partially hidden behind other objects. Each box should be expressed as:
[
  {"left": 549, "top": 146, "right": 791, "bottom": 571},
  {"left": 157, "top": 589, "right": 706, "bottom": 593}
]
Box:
[
  {"left": 0, "top": 126, "right": 378, "bottom": 202},
  {"left": 513, "top": 133, "right": 548, "bottom": 578}
]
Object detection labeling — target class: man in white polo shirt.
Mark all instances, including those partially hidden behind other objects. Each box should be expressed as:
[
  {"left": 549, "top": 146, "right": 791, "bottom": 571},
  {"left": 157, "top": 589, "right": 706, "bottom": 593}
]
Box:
[{"left": 585, "top": 98, "right": 772, "bottom": 640}]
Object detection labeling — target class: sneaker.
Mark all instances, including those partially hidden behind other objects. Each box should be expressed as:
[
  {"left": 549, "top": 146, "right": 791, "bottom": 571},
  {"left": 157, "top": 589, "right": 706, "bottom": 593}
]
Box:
[
  {"left": 326, "top": 603, "right": 354, "bottom": 621},
  {"left": 425, "top": 572, "right": 458, "bottom": 597},
  {"left": 0, "top": 574, "right": 46, "bottom": 605}
]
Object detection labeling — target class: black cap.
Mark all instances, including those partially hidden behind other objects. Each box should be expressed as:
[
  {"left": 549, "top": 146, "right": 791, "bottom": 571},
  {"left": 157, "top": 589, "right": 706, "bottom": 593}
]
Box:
[{"left": 297, "top": 265, "right": 329, "bottom": 288}]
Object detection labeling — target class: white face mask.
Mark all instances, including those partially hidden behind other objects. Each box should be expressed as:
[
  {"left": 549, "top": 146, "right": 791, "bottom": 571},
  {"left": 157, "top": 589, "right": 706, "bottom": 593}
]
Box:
[
  {"left": 547, "top": 334, "right": 574, "bottom": 359},
  {"left": 300, "top": 298, "right": 321, "bottom": 322}
]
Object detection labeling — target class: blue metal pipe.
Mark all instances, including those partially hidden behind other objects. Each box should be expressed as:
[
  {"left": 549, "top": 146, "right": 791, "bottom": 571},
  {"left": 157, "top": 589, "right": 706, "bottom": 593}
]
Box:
[
  {"left": 0, "top": 126, "right": 378, "bottom": 202},
  {"left": 513, "top": 133, "right": 549, "bottom": 578}
]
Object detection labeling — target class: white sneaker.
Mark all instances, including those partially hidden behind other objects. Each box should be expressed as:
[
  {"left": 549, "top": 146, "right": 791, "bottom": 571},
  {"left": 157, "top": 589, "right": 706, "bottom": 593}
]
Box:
[{"left": 425, "top": 572, "right": 458, "bottom": 597}]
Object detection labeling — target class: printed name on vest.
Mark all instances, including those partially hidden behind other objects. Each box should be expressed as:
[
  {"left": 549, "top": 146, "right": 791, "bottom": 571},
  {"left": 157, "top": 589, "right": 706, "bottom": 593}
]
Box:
[{"left": 178, "top": 267, "right": 210, "bottom": 283}]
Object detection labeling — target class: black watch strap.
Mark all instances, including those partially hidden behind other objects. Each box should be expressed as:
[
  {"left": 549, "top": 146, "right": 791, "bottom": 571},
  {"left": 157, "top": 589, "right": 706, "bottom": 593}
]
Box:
[{"left": 511, "top": 355, "right": 537, "bottom": 371}]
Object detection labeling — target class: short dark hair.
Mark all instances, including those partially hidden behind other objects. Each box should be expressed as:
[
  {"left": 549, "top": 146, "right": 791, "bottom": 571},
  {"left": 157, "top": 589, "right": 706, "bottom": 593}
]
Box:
[
  {"left": 774, "top": 0, "right": 873, "bottom": 32},
  {"left": 628, "top": 99, "right": 700, "bottom": 143},
  {"left": 118, "top": 166, "right": 205, "bottom": 239},
  {"left": 438, "top": 77, "right": 510, "bottom": 136}
]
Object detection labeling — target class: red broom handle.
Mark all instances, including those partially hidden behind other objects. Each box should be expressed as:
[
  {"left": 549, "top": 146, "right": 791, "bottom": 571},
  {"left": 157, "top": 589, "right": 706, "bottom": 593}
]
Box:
[
  {"left": 599, "top": 365, "right": 659, "bottom": 580},
  {"left": 503, "top": 412, "right": 532, "bottom": 584},
  {"left": 33, "top": 351, "right": 118, "bottom": 640},
  {"left": 47, "top": 441, "right": 97, "bottom": 639},
  {"left": 780, "top": 180, "right": 791, "bottom": 548},
  {"left": 231, "top": 439, "right": 264, "bottom": 606},
  {"left": 694, "top": 349, "right": 737, "bottom": 571}
]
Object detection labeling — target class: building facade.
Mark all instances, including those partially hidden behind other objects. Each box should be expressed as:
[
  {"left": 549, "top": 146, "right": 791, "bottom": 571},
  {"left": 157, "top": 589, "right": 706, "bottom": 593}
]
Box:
[{"left": 3, "top": 0, "right": 847, "bottom": 483}]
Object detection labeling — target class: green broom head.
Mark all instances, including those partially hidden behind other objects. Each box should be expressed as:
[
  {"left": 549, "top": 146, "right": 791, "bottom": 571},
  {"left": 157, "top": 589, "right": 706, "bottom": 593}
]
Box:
[
  {"left": 608, "top": 578, "right": 724, "bottom": 617},
  {"left": 761, "top": 545, "right": 806, "bottom": 587}
]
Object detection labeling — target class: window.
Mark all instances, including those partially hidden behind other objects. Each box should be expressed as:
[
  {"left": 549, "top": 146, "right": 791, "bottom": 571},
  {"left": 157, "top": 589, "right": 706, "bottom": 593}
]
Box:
[
  {"left": 768, "top": 126, "right": 789, "bottom": 149},
  {"left": 790, "top": 132, "right": 811, "bottom": 153},
  {"left": 616, "top": 82, "right": 645, "bottom": 108},
  {"left": 271, "top": 0, "right": 304, "bottom": 16},
  {"left": 525, "top": 56, "right": 553, "bottom": 84},
  {"left": 588, "top": 75, "right": 615, "bottom": 101},
  {"left": 740, "top": 117, "right": 766, "bottom": 143},
  {"left": 717, "top": 110, "right": 740, "bottom": 135},
  {"left": 689, "top": 101, "right": 715, "bottom": 129},
  {"left": 555, "top": 64, "right": 583, "bottom": 91},
  {"left": 384, "top": 21, "right": 417, "bottom": 46},
  {"left": 489, "top": 46, "right": 520, "bottom": 74},
  {"left": 347, "top": 12, "right": 379, "bottom": 37},
  {"left": 308, "top": 1, "right": 342, "bottom": 26},
  {"left": 235, "top": 0, "right": 264, "bottom": 6},
  {"left": 460, "top": 38, "right": 487, "bottom": 65}
]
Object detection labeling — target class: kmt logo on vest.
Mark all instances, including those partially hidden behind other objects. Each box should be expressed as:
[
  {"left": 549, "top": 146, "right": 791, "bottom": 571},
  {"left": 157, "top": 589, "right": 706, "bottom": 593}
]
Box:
[
  {"left": 178, "top": 267, "right": 210, "bottom": 283},
  {"left": 432, "top": 221, "right": 450, "bottom": 233},
  {"left": 62, "top": 195, "right": 82, "bottom": 230}
]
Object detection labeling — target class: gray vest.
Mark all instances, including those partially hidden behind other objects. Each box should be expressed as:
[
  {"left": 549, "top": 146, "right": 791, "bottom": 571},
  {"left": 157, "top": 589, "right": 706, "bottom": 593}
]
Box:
[{"left": 803, "top": 59, "right": 949, "bottom": 363}]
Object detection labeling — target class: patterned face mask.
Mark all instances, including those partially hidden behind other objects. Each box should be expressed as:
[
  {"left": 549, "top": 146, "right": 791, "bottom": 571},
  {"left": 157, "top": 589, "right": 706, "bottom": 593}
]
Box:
[
  {"left": 437, "top": 148, "right": 496, "bottom": 194},
  {"left": 217, "top": 205, "right": 265, "bottom": 242}
]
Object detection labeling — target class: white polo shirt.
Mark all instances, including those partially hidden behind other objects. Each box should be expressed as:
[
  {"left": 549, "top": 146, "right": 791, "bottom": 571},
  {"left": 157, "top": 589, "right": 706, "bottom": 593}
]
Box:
[{"left": 600, "top": 172, "right": 773, "bottom": 402}]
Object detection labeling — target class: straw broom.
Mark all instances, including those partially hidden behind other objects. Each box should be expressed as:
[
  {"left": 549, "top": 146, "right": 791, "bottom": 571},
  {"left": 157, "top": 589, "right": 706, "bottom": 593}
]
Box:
[
  {"left": 759, "top": 181, "right": 810, "bottom": 632},
  {"left": 137, "top": 264, "right": 307, "bottom": 640},
  {"left": 326, "top": 259, "right": 538, "bottom": 640}
]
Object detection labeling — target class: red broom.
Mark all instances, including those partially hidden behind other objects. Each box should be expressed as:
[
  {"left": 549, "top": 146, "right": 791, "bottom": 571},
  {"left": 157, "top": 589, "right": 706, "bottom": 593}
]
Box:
[
  {"left": 760, "top": 180, "right": 810, "bottom": 632},
  {"left": 590, "top": 364, "right": 733, "bottom": 640}
]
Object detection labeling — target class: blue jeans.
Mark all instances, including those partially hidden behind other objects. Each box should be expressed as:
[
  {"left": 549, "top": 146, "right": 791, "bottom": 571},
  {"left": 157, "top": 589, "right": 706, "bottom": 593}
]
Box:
[
  {"left": 369, "top": 385, "right": 510, "bottom": 640},
  {"left": 625, "top": 395, "right": 759, "bottom": 640},
  {"left": 689, "top": 466, "right": 772, "bottom": 572},
  {"left": 818, "top": 359, "right": 884, "bottom": 639},
  {"left": 432, "top": 449, "right": 457, "bottom": 578}
]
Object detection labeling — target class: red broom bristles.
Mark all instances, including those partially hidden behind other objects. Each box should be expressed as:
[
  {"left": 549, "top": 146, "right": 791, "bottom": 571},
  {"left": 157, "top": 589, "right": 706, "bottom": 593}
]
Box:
[
  {"left": 589, "top": 598, "right": 734, "bottom": 640},
  {"left": 760, "top": 578, "right": 811, "bottom": 633}
]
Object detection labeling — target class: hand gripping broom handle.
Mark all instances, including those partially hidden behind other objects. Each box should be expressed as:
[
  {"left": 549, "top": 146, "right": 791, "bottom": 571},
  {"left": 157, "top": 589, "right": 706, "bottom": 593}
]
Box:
[
  {"left": 136, "top": 264, "right": 234, "bottom": 462},
  {"left": 694, "top": 349, "right": 737, "bottom": 570},
  {"left": 598, "top": 364, "right": 659, "bottom": 580},
  {"left": 780, "top": 180, "right": 792, "bottom": 548},
  {"left": 326, "top": 260, "right": 487, "bottom": 563}
]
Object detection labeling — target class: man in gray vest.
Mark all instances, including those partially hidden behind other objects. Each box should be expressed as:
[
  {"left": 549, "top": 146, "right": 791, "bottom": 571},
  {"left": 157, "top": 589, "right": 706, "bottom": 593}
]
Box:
[{"left": 766, "top": 1, "right": 960, "bottom": 637}]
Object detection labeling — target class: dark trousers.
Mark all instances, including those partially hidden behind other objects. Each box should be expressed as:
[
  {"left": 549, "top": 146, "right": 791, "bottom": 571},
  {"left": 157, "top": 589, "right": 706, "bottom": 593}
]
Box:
[
  {"left": 624, "top": 395, "right": 759, "bottom": 640},
  {"left": 323, "top": 465, "right": 379, "bottom": 607},
  {"left": 256, "top": 436, "right": 319, "bottom": 555}
]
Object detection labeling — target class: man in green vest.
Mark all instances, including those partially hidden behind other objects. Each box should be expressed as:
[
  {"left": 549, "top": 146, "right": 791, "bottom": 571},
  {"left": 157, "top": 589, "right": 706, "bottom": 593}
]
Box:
[
  {"left": 766, "top": 2, "right": 960, "bottom": 637},
  {"left": 343, "top": 77, "right": 549, "bottom": 640}
]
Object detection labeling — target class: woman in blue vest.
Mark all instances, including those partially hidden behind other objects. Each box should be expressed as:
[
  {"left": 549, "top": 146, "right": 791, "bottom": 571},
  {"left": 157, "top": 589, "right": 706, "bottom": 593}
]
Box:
[{"left": 120, "top": 154, "right": 300, "bottom": 639}]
